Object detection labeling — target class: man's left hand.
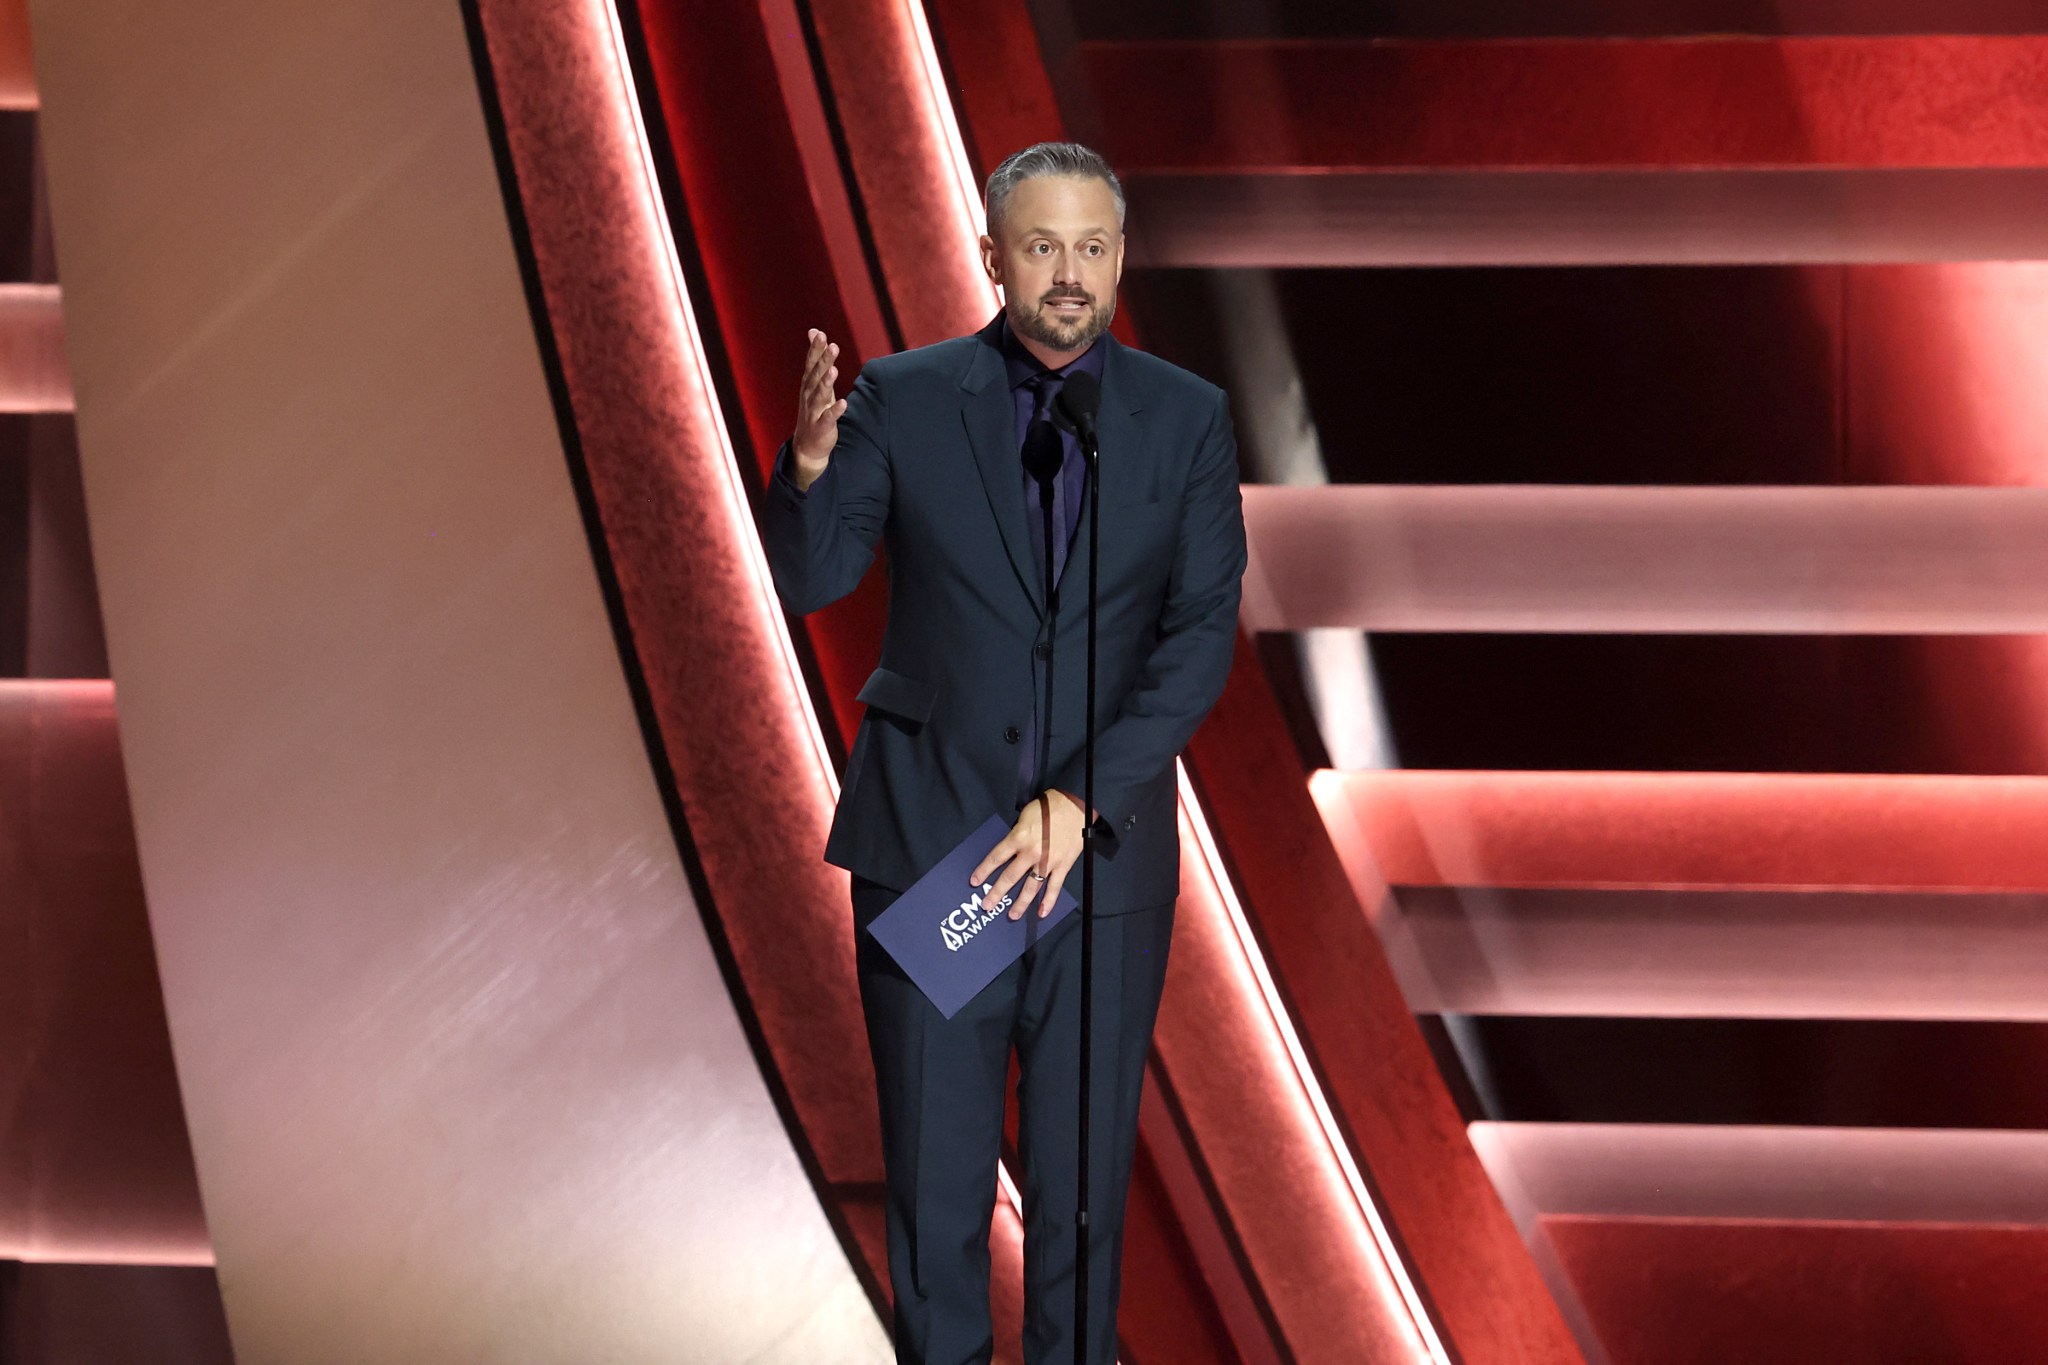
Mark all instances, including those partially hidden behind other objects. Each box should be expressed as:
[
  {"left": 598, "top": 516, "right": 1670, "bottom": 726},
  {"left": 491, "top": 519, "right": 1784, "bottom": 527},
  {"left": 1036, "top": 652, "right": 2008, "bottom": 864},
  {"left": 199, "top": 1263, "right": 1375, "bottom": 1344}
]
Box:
[{"left": 971, "top": 790, "right": 1087, "bottom": 920}]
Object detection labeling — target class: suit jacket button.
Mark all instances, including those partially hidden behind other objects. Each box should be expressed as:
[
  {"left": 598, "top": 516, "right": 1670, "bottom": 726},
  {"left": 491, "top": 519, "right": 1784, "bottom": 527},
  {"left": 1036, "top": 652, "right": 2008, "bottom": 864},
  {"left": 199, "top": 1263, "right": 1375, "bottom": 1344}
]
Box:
[
  {"left": 1033, "top": 641, "right": 1051, "bottom": 660},
  {"left": 1004, "top": 725, "right": 1021, "bottom": 744}
]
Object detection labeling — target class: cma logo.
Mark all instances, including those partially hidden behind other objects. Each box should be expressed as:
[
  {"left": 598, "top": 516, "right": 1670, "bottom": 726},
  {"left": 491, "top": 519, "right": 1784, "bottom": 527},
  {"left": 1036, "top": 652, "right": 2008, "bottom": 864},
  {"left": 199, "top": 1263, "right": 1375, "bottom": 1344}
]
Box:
[{"left": 942, "top": 883, "right": 1011, "bottom": 951}]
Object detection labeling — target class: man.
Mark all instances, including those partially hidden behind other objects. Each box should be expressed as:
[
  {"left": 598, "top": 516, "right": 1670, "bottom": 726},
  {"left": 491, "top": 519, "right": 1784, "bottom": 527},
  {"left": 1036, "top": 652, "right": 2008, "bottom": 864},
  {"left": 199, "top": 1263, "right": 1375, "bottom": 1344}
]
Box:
[{"left": 763, "top": 141, "right": 1245, "bottom": 1365}]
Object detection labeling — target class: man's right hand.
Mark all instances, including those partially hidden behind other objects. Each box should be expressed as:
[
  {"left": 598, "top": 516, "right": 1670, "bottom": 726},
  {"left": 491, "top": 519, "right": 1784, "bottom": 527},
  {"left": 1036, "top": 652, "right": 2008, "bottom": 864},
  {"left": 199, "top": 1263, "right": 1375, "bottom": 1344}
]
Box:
[{"left": 791, "top": 329, "right": 846, "bottom": 492}]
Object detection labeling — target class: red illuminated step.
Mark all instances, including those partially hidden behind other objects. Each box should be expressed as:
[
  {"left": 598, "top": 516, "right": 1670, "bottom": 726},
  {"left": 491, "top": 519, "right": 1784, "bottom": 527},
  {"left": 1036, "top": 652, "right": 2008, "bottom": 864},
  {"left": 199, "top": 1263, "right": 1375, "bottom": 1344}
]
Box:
[
  {"left": 1313, "top": 769, "right": 2048, "bottom": 893},
  {"left": 1079, "top": 0, "right": 2048, "bottom": 41},
  {"left": 1546, "top": 1218, "right": 2048, "bottom": 1365},
  {"left": 1471, "top": 1123, "right": 2048, "bottom": 1365},
  {"left": 1085, "top": 38, "right": 2048, "bottom": 173},
  {"left": 1088, "top": 36, "right": 2048, "bottom": 264},
  {"left": 1472, "top": 1122, "right": 2048, "bottom": 1225},
  {"left": 1241, "top": 486, "right": 2048, "bottom": 635},
  {"left": 0, "top": 682, "right": 210, "bottom": 1266},
  {"left": 1314, "top": 771, "right": 2048, "bottom": 1018},
  {"left": 0, "top": 285, "right": 73, "bottom": 413},
  {"left": 0, "top": 3, "right": 31, "bottom": 111},
  {"left": 1375, "top": 885, "right": 2048, "bottom": 1020},
  {"left": 1123, "top": 168, "right": 2048, "bottom": 267}
]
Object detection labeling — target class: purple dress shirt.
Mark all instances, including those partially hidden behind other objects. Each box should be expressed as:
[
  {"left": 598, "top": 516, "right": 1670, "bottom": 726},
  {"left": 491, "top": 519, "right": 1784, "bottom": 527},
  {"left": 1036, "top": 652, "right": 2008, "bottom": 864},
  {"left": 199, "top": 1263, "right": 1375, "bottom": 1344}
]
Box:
[{"left": 1001, "top": 316, "right": 1105, "bottom": 593}]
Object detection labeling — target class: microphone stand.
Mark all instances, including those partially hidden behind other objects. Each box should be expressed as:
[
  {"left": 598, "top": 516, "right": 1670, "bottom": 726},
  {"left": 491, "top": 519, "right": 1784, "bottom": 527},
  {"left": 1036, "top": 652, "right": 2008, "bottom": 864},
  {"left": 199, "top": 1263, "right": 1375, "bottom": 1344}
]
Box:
[
  {"left": 1050, "top": 368, "right": 1103, "bottom": 1365},
  {"left": 1035, "top": 467, "right": 1058, "bottom": 830},
  {"left": 1073, "top": 419, "right": 1099, "bottom": 1365}
]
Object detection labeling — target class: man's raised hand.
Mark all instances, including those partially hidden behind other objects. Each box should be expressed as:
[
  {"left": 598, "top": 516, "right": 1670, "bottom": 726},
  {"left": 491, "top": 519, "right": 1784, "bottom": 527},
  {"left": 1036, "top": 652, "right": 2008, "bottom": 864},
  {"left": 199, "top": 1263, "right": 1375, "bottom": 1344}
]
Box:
[{"left": 791, "top": 329, "right": 846, "bottom": 492}]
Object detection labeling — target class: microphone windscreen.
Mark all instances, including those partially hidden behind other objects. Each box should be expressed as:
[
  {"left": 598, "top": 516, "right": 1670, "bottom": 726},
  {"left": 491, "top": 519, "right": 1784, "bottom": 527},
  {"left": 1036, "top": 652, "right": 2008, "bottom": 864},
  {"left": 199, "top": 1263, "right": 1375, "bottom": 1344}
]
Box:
[
  {"left": 1053, "top": 370, "right": 1101, "bottom": 432},
  {"left": 1021, "top": 421, "right": 1064, "bottom": 486}
]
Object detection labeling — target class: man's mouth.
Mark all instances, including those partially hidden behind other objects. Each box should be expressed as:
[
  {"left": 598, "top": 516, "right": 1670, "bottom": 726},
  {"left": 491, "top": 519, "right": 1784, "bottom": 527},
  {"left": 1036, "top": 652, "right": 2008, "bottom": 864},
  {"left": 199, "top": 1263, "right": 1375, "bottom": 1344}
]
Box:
[{"left": 1043, "top": 297, "right": 1090, "bottom": 315}]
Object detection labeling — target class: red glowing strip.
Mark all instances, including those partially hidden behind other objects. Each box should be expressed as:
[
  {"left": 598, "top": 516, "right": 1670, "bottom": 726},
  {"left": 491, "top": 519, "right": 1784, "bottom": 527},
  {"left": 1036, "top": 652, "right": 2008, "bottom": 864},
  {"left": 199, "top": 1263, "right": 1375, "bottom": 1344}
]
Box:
[
  {"left": 0, "top": 678, "right": 114, "bottom": 699},
  {"left": 591, "top": 0, "right": 1037, "bottom": 1238},
  {"left": 1178, "top": 765, "right": 1449, "bottom": 1364},
  {"left": 903, "top": 0, "right": 996, "bottom": 300},
  {"left": 586, "top": 0, "right": 838, "bottom": 805}
]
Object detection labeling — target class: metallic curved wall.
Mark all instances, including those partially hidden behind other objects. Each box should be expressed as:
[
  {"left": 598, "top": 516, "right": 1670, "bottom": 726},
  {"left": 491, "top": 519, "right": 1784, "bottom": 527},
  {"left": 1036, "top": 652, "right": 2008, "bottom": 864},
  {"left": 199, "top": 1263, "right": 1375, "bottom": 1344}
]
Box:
[{"left": 27, "top": 0, "right": 882, "bottom": 1359}]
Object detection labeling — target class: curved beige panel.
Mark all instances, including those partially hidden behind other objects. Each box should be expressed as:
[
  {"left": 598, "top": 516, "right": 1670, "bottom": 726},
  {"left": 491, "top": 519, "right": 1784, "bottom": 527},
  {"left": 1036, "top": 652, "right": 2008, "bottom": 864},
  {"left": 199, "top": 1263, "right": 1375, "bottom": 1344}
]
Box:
[{"left": 28, "top": 0, "right": 882, "bottom": 1361}]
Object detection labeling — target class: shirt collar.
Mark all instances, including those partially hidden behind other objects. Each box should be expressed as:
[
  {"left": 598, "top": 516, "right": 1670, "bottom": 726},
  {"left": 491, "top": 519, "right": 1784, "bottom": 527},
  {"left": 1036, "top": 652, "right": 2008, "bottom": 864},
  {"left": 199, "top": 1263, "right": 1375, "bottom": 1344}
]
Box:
[{"left": 999, "top": 313, "right": 1107, "bottom": 393}]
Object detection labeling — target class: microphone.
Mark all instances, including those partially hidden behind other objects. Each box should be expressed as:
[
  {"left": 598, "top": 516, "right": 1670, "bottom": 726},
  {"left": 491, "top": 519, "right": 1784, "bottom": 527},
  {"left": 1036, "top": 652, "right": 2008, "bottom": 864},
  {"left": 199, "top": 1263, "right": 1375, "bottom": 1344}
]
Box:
[
  {"left": 1021, "top": 421, "right": 1063, "bottom": 491},
  {"left": 1051, "top": 370, "right": 1100, "bottom": 445}
]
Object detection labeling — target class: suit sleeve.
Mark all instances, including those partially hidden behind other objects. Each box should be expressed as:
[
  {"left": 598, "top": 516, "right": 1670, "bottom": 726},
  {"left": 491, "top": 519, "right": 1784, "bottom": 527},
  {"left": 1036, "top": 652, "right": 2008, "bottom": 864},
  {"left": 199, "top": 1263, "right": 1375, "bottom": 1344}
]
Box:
[
  {"left": 1049, "top": 385, "right": 1246, "bottom": 839},
  {"left": 761, "top": 366, "right": 891, "bottom": 616}
]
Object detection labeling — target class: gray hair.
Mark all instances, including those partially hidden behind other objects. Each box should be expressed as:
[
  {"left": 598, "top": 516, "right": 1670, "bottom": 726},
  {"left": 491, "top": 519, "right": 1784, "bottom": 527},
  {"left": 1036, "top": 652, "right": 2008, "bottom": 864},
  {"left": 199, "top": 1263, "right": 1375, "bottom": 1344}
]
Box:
[{"left": 983, "top": 141, "right": 1126, "bottom": 238}]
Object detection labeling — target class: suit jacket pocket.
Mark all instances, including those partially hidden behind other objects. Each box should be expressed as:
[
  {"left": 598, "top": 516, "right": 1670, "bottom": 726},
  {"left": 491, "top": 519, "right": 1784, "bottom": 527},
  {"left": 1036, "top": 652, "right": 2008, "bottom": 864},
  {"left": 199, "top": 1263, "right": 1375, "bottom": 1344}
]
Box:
[{"left": 857, "top": 666, "right": 938, "bottom": 726}]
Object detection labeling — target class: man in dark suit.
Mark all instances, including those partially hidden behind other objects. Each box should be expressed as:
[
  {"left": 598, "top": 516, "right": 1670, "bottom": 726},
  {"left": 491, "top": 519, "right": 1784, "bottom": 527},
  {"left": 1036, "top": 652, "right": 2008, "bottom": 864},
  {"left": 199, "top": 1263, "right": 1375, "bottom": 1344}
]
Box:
[{"left": 763, "top": 141, "right": 1245, "bottom": 1365}]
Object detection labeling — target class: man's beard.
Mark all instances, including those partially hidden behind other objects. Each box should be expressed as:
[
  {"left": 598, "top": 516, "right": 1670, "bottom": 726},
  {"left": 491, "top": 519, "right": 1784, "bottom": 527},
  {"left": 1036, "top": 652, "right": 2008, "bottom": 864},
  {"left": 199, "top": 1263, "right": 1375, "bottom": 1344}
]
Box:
[{"left": 1009, "top": 288, "right": 1115, "bottom": 354}]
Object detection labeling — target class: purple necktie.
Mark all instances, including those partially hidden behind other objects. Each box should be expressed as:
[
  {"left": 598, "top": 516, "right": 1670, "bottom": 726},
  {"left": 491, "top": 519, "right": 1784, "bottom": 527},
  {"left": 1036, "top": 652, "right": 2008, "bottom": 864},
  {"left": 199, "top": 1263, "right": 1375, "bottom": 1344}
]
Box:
[{"left": 1022, "top": 372, "right": 1069, "bottom": 590}]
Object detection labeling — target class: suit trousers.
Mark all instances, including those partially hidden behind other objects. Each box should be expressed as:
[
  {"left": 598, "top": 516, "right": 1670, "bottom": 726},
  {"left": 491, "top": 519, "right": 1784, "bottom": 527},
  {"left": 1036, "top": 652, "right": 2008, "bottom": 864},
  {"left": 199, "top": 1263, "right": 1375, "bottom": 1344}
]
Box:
[{"left": 853, "top": 874, "right": 1175, "bottom": 1365}]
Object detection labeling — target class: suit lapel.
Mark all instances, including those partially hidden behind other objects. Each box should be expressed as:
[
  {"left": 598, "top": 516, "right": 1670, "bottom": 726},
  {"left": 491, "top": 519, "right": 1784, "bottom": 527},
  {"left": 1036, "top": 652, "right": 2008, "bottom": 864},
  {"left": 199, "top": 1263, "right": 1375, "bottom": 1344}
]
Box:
[
  {"left": 1059, "top": 333, "right": 1147, "bottom": 601},
  {"left": 959, "top": 319, "right": 1045, "bottom": 616}
]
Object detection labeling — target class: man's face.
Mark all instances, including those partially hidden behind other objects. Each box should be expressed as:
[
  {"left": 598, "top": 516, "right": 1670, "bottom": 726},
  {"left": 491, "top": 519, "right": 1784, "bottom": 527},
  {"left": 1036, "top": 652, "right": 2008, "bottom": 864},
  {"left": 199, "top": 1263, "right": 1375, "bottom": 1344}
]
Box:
[{"left": 980, "top": 174, "right": 1124, "bottom": 356}]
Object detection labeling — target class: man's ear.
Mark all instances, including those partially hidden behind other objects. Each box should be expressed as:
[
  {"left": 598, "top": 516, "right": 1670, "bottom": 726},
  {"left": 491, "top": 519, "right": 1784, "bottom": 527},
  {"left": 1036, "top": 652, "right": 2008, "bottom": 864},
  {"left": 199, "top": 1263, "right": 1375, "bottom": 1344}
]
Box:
[{"left": 979, "top": 233, "right": 1000, "bottom": 284}]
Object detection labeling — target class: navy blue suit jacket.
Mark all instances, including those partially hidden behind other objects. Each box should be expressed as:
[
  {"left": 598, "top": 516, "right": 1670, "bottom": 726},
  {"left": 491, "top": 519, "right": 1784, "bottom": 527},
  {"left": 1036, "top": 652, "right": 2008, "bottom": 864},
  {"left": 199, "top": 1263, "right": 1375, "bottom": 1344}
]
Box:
[{"left": 764, "top": 315, "right": 1246, "bottom": 910}]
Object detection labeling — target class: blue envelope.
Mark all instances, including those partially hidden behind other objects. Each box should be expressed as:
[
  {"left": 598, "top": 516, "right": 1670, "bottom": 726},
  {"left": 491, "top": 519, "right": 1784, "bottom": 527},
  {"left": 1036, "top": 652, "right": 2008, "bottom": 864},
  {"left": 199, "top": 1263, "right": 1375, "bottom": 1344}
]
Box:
[{"left": 865, "top": 813, "right": 1081, "bottom": 1019}]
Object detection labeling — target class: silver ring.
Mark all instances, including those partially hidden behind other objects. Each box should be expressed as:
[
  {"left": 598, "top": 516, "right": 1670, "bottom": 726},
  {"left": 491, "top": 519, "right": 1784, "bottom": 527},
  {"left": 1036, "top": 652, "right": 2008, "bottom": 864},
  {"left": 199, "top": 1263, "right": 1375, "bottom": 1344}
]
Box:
[{"left": 1027, "top": 871, "right": 1047, "bottom": 881}]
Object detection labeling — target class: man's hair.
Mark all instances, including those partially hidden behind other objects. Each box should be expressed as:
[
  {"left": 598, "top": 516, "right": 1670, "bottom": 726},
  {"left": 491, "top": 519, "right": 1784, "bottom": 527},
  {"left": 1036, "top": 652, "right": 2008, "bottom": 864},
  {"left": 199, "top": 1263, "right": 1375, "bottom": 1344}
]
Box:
[{"left": 983, "top": 141, "right": 1125, "bottom": 237}]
